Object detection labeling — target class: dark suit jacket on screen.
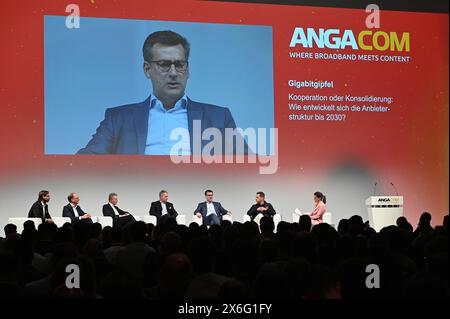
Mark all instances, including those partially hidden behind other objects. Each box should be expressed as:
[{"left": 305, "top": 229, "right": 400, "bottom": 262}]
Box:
[{"left": 77, "top": 97, "right": 249, "bottom": 155}]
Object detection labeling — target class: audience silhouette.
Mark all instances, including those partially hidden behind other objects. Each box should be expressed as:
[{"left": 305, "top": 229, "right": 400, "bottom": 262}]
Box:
[{"left": 0, "top": 212, "right": 448, "bottom": 299}]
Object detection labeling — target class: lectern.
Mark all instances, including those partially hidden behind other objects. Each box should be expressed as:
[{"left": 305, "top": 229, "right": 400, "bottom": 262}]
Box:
[{"left": 365, "top": 196, "right": 403, "bottom": 232}]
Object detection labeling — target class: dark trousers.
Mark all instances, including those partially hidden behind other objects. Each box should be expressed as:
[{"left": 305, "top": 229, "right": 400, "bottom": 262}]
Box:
[
  {"left": 157, "top": 214, "right": 177, "bottom": 225},
  {"left": 73, "top": 218, "right": 93, "bottom": 225},
  {"left": 114, "top": 214, "right": 135, "bottom": 228},
  {"left": 204, "top": 214, "right": 221, "bottom": 226}
]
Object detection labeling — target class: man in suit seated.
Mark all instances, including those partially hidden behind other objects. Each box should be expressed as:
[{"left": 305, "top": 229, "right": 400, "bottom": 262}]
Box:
[
  {"left": 28, "top": 190, "right": 54, "bottom": 224},
  {"left": 149, "top": 190, "right": 178, "bottom": 224},
  {"left": 62, "top": 192, "right": 93, "bottom": 224},
  {"left": 194, "top": 189, "right": 232, "bottom": 226},
  {"left": 102, "top": 193, "right": 135, "bottom": 228},
  {"left": 247, "top": 191, "right": 276, "bottom": 223}
]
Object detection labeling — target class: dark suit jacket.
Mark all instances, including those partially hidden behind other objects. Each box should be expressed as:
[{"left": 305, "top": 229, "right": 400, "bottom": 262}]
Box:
[
  {"left": 247, "top": 201, "right": 276, "bottom": 220},
  {"left": 28, "top": 201, "right": 51, "bottom": 222},
  {"left": 149, "top": 201, "right": 178, "bottom": 218},
  {"left": 194, "top": 201, "right": 228, "bottom": 218},
  {"left": 102, "top": 203, "right": 129, "bottom": 219},
  {"left": 77, "top": 97, "right": 248, "bottom": 155},
  {"left": 62, "top": 203, "right": 88, "bottom": 223}
]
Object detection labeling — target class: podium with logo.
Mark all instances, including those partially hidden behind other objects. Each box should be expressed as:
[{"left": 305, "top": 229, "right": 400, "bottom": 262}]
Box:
[{"left": 365, "top": 196, "right": 403, "bottom": 232}]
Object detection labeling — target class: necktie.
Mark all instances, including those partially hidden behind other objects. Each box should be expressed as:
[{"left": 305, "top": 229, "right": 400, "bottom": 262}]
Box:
[{"left": 44, "top": 204, "right": 49, "bottom": 218}]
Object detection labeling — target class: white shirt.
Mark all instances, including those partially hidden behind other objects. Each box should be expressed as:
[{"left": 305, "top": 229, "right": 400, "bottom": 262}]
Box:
[
  {"left": 70, "top": 203, "right": 79, "bottom": 217},
  {"left": 206, "top": 202, "right": 217, "bottom": 216},
  {"left": 109, "top": 203, "right": 119, "bottom": 216},
  {"left": 41, "top": 201, "right": 46, "bottom": 216},
  {"left": 161, "top": 202, "right": 168, "bottom": 215}
]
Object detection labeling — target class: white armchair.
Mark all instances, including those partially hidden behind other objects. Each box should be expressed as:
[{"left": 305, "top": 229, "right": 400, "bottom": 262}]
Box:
[
  {"left": 242, "top": 214, "right": 281, "bottom": 230},
  {"left": 176, "top": 215, "right": 186, "bottom": 225},
  {"left": 222, "top": 214, "right": 233, "bottom": 223},
  {"left": 135, "top": 215, "right": 157, "bottom": 225},
  {"left": 52, "top": 217, "right": 72, "bottom": 228},
  {"left": 193, "top": 214, "right": 202, "bottom": 226},
  {"left": 292, "top": 209, "right": 333, "bottom": 225},
  {"left": 273, "top": 213, "right": 282, "bottom": 230},
  {"left": 8, "top": 217, "right": 42, "bottom": 233},
  {"left": 292, "top": 208, "right": 302, "bottom": 223},
  {"left": 323, "top": 212, "right": 333, "bottom": 224},
  {"left": 95, "top": 216, "right": 113, "bottom": 228}
]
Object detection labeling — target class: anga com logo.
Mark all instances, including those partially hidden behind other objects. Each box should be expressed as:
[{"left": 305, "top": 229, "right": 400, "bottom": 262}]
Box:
[{"left": 289, "top": 27, "right": 410, "bottom": 52}]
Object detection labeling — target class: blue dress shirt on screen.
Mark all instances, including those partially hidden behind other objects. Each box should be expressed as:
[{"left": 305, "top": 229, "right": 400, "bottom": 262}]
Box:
[
  {"left": 145, "top": 94, "right": 191, "bottom": 155},
  {"left": 77, "top": 95, "right": 249, "bottom": 155}
]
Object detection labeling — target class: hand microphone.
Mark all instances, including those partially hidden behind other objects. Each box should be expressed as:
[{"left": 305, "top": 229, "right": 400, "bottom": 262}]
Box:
[
  {"left": 373, "top": 182, "right": 378, "bottom": 196},
  {"left": 390, "top": 182, "right": 399, "bottom": 196}
]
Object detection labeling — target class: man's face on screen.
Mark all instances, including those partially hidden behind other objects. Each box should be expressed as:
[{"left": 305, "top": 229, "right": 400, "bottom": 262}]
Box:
[{"left": 144, "top": 43, "right": 189, "bottom": 107}]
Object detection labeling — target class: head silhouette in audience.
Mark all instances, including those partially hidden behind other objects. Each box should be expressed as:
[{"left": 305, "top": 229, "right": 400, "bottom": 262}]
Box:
[
  {"left": 188, "top": 237, "right": 215, "bottom": 275},
  {"left": 23, "top": 220, "right": 36, "bottom": 232},
  {"left": 337, "top": 218, "right": 349, "bottom": 235},
  {"left": 159, "top": 232, "right": 182, "bottom": 256},
  {"left": 443, "top": 215, "right": 449, "bottom": 229},
  {"left": 416, "top": 212, "right": 433, "bottom": 233},
  {"left": 130, "top": 221, "right": 148, "bottom": 243},
  {"left": 157, "top": 253, "right": 193, "bottom": 298},
  {"left": 396, "top": 216, "right": 413, "bottom": 233},
  {"left": 299, "top": 215, "right": 312, "bottom": 232},
  {"left": 348, "top": 215, "right": 365, "bottom": 236},
  {"left": 260, "top": 216, "right": 275, "bottom": 236},
  {"left": 3, "top": 224, "right": 17, "bottom": 239}
]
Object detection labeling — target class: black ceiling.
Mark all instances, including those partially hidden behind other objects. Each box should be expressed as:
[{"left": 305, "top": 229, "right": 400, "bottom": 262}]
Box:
[{"left": 207, "top": 0, "right": 449, "bottom": 14}]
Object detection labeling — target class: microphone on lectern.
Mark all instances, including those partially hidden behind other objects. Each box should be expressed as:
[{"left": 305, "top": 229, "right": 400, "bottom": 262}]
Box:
[{"left": 390, "top": 182, "right": 399, "bottom": 196}]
